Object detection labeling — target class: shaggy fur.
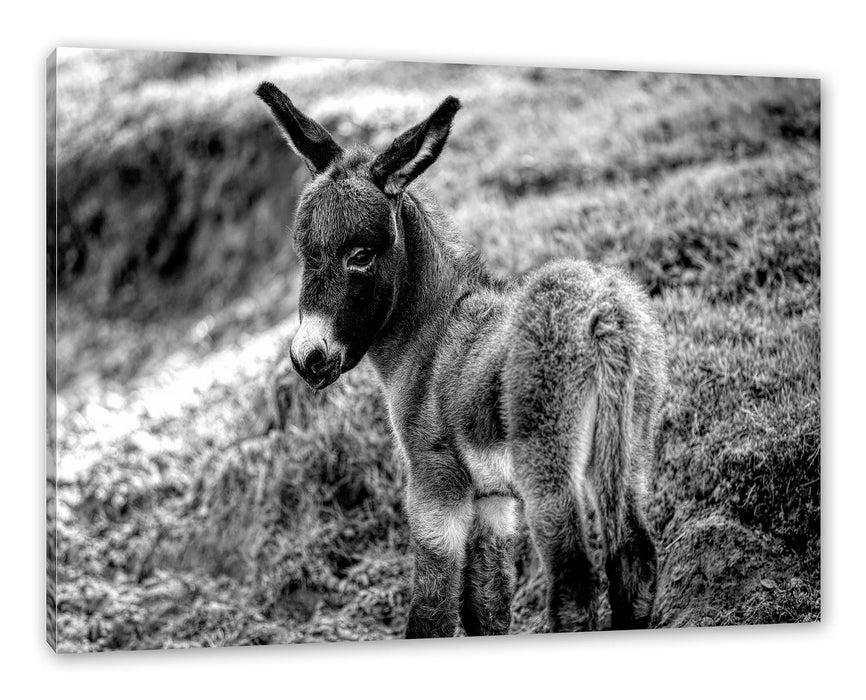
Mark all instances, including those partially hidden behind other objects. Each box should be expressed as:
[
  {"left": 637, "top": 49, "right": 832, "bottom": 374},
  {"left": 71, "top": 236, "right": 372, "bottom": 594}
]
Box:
[{"left": 257, "top": 83, "right": 669, "bottom": 636}]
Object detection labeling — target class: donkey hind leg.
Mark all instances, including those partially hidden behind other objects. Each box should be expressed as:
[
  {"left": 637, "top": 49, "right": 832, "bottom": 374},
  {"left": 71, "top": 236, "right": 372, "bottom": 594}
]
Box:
[
  {"left": 595, "top": 432, "right": 658, "bottom": 629},
  {"left": 603, "top": 490, "right": 657, "bottom": 630},
  {"left": 405, "top": 489, "right": 475, "bottom": 639},
  {"left": 589, "top": 367, "right": 659, "bottom": 629},
  {"left": 460, "top": 496, "right": 518, "bottom": 636},
  {"left": 512, "top": 393, "right": 602, "bottom": 634}
]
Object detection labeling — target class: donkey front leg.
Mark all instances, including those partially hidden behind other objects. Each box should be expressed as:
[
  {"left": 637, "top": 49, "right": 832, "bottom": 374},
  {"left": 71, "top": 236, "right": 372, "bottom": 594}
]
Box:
[
  {"left": 460, "top": 496, "right": 518, "bottom": 636},
  {"left": 405, "top": 484, "right": 474, "bottom": 639}
]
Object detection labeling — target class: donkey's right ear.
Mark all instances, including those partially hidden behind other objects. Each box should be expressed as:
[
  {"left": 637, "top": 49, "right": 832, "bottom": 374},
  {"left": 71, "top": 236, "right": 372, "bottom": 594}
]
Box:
[{"left": 255, "top": 82, "right": 343, "bottom": 175}]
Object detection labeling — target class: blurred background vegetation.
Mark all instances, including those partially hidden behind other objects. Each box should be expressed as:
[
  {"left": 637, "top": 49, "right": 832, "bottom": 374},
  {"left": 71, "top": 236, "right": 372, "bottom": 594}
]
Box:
[{"left": 47, "top": 49, "right": 820, "bottom": 651}]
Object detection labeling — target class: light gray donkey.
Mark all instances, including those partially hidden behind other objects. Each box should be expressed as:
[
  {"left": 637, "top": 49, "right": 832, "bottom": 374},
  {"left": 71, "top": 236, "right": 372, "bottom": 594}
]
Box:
[{"left": 256, "top": 82, "right": 668, "bottom": 637}]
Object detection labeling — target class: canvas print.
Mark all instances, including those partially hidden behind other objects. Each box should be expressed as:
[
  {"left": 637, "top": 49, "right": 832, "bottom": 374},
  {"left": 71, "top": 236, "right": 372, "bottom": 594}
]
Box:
[{"left": 46, "top": 49, "right": 820, "bottom": 652}]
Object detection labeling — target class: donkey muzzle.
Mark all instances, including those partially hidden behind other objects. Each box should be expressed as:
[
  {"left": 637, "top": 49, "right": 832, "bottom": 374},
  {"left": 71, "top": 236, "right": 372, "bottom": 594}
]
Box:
[
  {"left": 291, "top": 344, "right": 342, "bottom": 389},
  {"left": 291, "top": 313, "right": 344, "bottom": 390}
]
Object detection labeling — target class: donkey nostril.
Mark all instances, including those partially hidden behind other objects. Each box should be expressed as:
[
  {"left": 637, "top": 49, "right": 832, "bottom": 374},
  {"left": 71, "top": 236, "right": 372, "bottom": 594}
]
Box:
[{"left": 306, "top": 347, "right": 327, "bottom": 377}]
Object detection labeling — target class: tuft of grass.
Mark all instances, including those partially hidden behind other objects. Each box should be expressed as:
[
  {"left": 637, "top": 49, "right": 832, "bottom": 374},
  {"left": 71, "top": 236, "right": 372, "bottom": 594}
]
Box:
[{"left": 707, "top": 575, "right": 821, "bottom": 626}]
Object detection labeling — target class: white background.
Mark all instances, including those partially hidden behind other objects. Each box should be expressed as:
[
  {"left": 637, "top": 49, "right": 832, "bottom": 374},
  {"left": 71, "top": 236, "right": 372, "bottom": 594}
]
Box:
[{"left": 0, "top": 1, "right": 860, "bottom": 697}]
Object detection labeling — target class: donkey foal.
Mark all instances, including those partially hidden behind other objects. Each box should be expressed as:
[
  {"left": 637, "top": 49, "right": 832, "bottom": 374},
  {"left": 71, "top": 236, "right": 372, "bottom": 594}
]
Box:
[{"left": 256, "top": 82, "right": 668, "bottom": 637}]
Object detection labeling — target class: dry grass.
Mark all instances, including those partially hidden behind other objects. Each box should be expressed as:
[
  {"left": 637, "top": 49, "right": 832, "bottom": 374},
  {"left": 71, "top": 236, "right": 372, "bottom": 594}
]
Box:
[{"left": 49, "top": 50, "right": 820, "bottom": 651}]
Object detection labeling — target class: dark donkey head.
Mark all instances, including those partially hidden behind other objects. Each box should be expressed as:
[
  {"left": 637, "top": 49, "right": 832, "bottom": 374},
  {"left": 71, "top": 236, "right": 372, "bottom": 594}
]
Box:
[{"left": 256, "top": 82, "right": 461, "bottom": 389}]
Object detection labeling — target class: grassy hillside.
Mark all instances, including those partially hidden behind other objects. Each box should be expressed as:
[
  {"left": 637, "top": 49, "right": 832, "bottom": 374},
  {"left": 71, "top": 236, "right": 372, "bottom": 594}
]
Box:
[{"left": 49, "top": 50, "right": 820, "bottom": 651}]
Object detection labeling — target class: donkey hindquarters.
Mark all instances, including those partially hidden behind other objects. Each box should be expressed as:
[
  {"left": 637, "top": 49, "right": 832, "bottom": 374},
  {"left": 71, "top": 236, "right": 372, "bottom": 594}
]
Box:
[{"left": 503, "top": 260, "right": 667, "bottom": 632}]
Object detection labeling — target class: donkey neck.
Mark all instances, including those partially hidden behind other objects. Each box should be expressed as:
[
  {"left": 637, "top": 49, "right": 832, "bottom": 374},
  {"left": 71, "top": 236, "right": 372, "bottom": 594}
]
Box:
[{"left": 367, "top": 192, "right": 477, "bottom": 383}]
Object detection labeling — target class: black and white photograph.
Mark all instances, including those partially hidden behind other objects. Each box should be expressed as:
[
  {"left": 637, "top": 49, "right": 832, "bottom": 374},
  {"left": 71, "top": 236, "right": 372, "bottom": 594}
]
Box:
[{"left": 46, "top": 48, "right": 821, "bottom": 652}]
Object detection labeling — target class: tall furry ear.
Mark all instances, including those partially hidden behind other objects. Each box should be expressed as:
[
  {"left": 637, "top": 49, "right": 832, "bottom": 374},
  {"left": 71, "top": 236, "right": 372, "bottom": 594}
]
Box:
[
  {"left": 255, "top": 82, "right": 343, "bottom": 174},
  {"left": 370, "top": 96, "right": 461, "bottom": 195}
]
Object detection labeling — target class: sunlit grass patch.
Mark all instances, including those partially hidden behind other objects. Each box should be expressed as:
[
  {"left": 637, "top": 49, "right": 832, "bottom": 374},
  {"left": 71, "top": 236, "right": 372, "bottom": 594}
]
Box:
[{"left": 653, "top": 287, "right": 819, "bottom": 556}]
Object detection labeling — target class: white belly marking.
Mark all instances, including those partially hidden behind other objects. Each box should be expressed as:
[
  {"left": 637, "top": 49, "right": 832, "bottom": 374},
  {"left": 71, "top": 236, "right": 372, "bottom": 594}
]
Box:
[
  {"left": 476, "top": 495, "right": 519, "bottom": 537},
  {"left": 462, "top": 443, "right": 514, "bottom": 494}
]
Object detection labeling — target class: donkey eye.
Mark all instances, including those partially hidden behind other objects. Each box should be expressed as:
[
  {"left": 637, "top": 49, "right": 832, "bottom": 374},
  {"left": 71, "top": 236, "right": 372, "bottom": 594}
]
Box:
[{"left": 347, "top": 248, "right": 376, "bottom": 269}]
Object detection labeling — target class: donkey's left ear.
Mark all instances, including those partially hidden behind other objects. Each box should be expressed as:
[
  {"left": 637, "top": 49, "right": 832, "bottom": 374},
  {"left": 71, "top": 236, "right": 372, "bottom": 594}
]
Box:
[{"left": 370, "top": 96, "right": 461, "bottom": 195}]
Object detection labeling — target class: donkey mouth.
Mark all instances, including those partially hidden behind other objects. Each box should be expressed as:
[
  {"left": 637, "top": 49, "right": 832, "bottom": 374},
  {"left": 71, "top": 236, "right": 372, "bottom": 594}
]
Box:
[
  {"left": 307, "top": 371, "right": 340, "bottom": 391},
  {"left": 305, "top": 354, "right": 362, "bottom": 390}
]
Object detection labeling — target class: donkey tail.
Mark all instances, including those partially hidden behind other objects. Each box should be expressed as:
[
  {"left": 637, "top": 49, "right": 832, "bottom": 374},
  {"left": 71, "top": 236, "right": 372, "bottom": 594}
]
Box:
[
  {"left": 583, "top": 299, "right": 638, "bottom": 541},
  {"left": 585, "top": 302, "right": 659, "bottom": 628}
]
